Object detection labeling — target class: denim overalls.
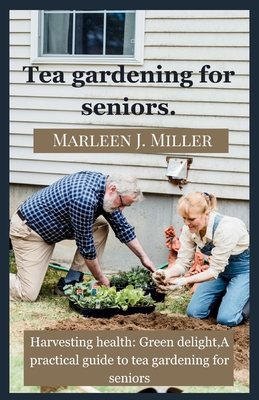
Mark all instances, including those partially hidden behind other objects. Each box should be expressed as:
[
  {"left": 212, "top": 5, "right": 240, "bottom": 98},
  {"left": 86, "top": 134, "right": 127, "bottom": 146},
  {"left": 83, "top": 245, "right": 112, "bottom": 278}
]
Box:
[{"left": 187, "top": 213, "right": 250, "bottom": 327}]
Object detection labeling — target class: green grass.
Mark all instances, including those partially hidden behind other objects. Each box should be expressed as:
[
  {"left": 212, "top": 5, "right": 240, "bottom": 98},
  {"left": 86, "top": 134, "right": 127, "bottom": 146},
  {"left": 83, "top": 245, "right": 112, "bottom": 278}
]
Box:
[
  {"left": 155, "top": 292, "right": 192, "bottom": 314},
  {"left": 9, "top": 250, "right": 249, "bottom": 394}
]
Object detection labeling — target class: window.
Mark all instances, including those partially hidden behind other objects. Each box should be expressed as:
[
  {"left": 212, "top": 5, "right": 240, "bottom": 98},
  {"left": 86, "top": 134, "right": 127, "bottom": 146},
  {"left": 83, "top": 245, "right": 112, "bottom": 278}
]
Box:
[{"left": 31, "top": 10, "right": 144, "bottom": 64}]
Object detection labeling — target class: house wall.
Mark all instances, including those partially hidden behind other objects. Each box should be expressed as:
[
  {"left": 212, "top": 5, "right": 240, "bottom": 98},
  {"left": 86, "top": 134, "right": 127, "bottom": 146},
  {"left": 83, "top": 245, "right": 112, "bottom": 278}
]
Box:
[
  {"left": 9, "top": 9, "right": 250, "bottom": 270},
  {"left": 9, "top": 183, "right": 249, "bottom": 271}
]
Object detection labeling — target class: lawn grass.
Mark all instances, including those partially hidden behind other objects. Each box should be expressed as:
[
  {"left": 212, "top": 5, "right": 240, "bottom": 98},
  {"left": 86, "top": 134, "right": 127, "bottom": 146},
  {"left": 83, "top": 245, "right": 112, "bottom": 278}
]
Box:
[{"left": 9, "top": 251, "right": 249, "bottom": 394}]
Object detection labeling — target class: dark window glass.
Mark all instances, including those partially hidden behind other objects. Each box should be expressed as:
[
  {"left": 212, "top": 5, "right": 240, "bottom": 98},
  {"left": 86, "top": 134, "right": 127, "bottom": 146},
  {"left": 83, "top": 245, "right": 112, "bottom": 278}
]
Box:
[
  {"left": 41, "top": 10, "right": 135, "bottom": 57},
  {"left": 75, "top": 13, "right": 104, "bottom": 54},
  {"left": 106, "top": 13, "right": 125, "bottom": 55}
]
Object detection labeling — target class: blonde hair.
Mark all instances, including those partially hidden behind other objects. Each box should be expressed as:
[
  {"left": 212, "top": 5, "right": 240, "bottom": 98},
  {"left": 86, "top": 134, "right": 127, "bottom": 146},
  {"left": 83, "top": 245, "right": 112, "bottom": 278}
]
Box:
[{"left": 178, "top": 191, "right": 217, "bottom": 218}]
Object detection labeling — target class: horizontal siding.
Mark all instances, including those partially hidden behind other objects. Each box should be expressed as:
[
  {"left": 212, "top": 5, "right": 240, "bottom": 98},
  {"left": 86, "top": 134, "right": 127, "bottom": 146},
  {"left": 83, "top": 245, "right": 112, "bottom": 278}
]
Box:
[
  {"left": 9, "top": 129, "right": 250, "bottom": 147},
  {"left": 9, "top": 144, "right": 249, "bottom": 163},
  {"left": 9, "top": 19, "right": 31, "bottom": 32},
  {"left": 11, "top": 31, "right": 250, "bottom": 48},
  {"left": 144, "top": 47, "right": 249, "bottom": 61},
  {"left": 9, "top": 109, "right": 249, "bottom": 131},
  {"left": 10, "top": 171, "right": 249, "bottom": 200},
  {"left": 9, "top": 10, "right": 250, "bottom": 200},
  {"left": 145, "top": 32, "right": 249, "bottom": 47},
  {"left": 144, "top": 10, "right": 249, "bottom": 18},
  {"left": 10, "top": 79, "right": 250, "bottom": 102},
  {"left": 10, "top": 58, "right": 250, "bottom": 75},
  {"left": 10, "top": 43, "right": 249, "bottom": 60},
  {"left": 9, "top": 145, "right": 249, "bottom": 171},
  {"left": 145, "top": 16, "right": 249, "bottom": 32},
  {"left": 10, "top": 158, "right": 249, "bottom": 186},
  {"left": 10, "top": 96, "right": 249, "bottom": 118}
]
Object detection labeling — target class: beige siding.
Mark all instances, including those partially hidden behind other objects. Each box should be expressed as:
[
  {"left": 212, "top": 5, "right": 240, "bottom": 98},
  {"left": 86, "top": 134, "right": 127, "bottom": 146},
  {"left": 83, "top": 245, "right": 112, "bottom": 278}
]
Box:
[{"left": 9, "top": 9, "right": 249, "bottom": 201}]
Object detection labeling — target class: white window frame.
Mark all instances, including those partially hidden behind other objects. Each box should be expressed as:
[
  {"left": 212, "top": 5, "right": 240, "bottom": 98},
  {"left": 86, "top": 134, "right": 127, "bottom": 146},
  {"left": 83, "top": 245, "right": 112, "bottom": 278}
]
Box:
[{"left": 30, "top": 10, "right": 145, "bottom": 65}]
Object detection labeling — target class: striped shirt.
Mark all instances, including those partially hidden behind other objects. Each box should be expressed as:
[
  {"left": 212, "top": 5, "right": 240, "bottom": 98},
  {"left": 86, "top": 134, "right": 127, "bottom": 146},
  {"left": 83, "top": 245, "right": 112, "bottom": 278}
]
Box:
[{"left": 19, "top": 171, "right": 136, "bottom": 259}]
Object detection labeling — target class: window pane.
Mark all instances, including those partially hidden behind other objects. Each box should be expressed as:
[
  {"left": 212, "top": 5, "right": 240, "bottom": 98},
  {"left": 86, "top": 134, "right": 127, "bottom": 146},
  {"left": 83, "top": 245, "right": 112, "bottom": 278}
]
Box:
[
  {"left": 106, "top": 12, "right": 135, "bottom": 55},
  {"left": 40, "top": 10, "right": 136, "bottom": 57},
  {"left": 75, "top": 13, "right": 104, "bottom": 54},
  {"left": 43, "top": 13, "right": 72, "bottom": 54}
]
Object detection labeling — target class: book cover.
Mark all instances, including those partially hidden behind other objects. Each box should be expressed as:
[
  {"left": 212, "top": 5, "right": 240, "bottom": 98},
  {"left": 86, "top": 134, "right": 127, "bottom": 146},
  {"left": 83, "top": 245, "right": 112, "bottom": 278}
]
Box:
[{"left": 8, "top": 3, "right": 251, "bottom": 398}]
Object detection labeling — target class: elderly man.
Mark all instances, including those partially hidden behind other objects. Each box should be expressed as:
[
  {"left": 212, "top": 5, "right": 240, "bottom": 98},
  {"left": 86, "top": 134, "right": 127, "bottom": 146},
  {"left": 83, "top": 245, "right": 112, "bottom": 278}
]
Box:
[{"left": 10, "top": 171, "right": 156, "bottom": 301}]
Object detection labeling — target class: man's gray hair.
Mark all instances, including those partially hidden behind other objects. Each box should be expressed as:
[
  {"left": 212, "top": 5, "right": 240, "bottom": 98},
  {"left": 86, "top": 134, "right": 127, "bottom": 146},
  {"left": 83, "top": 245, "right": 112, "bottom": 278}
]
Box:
[{"left": 106, "top": 173, "right": 144, "bottom": 202}]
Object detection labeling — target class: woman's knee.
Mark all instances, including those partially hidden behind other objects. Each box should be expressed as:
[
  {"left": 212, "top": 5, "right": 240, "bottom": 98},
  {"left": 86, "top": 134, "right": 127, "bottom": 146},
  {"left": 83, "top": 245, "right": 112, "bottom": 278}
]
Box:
[
  {"left": 187, "top": 304, "right": 202, "bottom": 318},
  {"left": 187, "top": 301, "right": 210, "bottom": 319},
  {"left": 216, "top": 311, "right": 243, "bottom": 327},
  {"left": 186, "top": 303, "right": 195, "bottom": 317}
]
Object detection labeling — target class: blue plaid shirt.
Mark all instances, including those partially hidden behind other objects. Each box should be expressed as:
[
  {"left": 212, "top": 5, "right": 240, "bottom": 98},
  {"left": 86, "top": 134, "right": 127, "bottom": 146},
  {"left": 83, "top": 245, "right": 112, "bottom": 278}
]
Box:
[{"left": 20, "top": 171, "right": 136, "bottom": 259}]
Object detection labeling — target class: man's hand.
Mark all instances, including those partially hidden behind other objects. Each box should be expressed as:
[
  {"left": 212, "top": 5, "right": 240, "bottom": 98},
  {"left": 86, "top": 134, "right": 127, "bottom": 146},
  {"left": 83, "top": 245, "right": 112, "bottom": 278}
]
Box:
[
  {"left": 97, "top": 276, "right": 110, "bottom": 287},
  {"left": 141, "top": 257, "right": 156, "bottom": 273},
  {"left": 84, "top": 258, "right": 110, "bottom": 287}
]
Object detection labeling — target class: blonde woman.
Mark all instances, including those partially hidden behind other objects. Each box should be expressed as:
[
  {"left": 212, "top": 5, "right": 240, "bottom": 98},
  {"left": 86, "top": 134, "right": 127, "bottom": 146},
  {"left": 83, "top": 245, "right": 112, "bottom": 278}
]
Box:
[{"left": 153, "top": 191, "right": 249, "bottom": 327}]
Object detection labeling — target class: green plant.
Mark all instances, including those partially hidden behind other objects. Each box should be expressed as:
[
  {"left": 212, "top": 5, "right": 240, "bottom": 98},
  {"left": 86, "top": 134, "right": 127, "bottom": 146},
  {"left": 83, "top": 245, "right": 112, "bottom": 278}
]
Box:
[
  {"left": 64, "top": 282, "right": 155, "bottom": 310},
  {"left": 110, "top": 266, "right": 153, "bottom": 289},
  {"left": 109, "top": 271, "right": 129, "bottom": 288},
  {"left": 114, "top": 285, "right": 154, "bottom": 310},
  {"left": 155, "top": 293, "right": 192, "bottom": 315}
]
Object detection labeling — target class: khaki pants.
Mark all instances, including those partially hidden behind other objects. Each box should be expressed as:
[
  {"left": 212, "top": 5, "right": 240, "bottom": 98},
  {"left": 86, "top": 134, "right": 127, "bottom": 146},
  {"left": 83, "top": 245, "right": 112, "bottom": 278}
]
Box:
[{"left": 9, "top": 211, "right": 109, "bottom": 301}]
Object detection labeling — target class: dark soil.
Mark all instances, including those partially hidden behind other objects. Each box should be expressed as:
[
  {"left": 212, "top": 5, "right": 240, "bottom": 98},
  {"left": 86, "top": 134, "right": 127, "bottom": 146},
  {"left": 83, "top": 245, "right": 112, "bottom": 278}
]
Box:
[{"left": 45, "top": 311, "right": 249, "bottom": 385}]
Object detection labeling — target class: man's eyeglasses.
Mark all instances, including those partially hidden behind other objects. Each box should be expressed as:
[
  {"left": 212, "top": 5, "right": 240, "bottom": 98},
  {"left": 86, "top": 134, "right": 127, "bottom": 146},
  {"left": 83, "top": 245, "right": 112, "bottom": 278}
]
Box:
[{"left": 118, "top": 194, "right": 131, "bottom": 208}]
